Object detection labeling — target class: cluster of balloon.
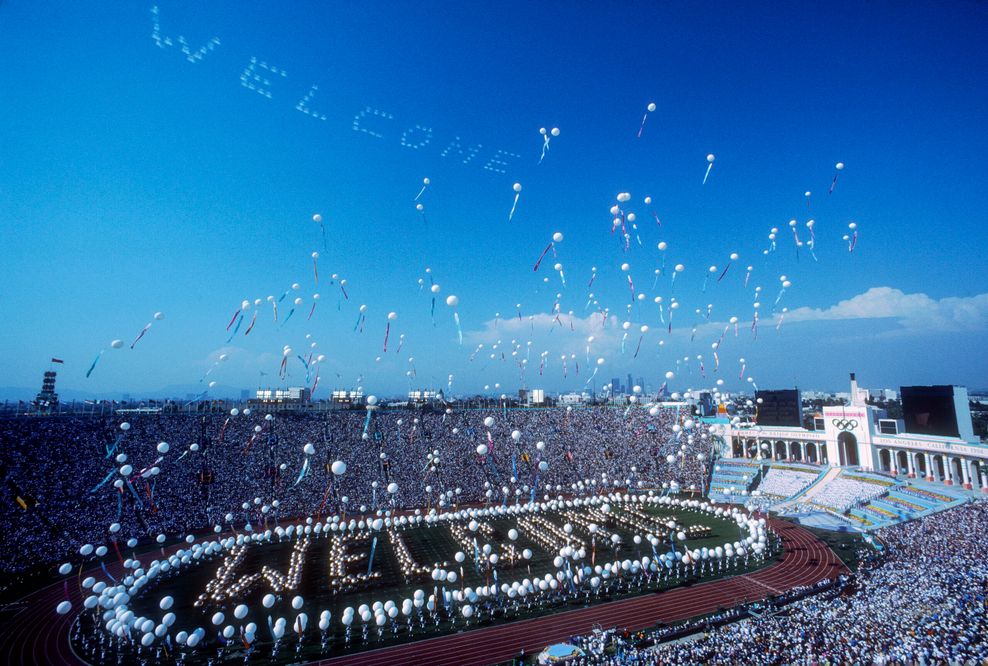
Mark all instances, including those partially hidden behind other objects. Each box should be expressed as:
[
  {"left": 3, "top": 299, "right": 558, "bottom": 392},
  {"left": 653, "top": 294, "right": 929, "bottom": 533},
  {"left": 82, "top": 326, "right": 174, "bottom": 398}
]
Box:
[
  {"left": 788, "top": 218, "right": 803, "bottom": 260},
  {"left": 538, "top": 126, "right": 560, "bottom": 163},
  {"left": 774, "top": 275, "right": 792, "bottom": 307},
  {"left": 610, "top": 191, "right": 633, "bottom": 251},
  {"left": 843, "top": 221, "right": 859, "bottom": 252}
]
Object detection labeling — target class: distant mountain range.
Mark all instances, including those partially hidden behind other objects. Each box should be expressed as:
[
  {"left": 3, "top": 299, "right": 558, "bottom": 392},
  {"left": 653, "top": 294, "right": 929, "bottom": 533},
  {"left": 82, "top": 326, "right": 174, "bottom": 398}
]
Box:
[{"left": 0, "top": 384, "right": 251, "bottom": 402}]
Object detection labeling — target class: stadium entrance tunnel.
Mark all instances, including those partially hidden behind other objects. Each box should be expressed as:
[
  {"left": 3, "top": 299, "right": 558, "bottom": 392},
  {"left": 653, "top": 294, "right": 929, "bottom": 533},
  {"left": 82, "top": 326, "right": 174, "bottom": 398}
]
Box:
[{"left": 837, "top": 432, "right": 859, "bottom": 466}]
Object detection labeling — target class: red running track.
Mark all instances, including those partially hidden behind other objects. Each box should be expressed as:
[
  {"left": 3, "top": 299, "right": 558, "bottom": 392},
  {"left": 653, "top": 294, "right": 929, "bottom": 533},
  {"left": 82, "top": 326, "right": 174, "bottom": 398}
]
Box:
[{"left": 0, "top": 519, "right": 845, "bottom": 666}]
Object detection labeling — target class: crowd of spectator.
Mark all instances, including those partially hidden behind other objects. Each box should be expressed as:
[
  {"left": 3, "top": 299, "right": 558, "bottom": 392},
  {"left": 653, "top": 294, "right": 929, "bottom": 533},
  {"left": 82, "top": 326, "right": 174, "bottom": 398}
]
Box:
[
  {"left": 0, "top": 406, "right": 708, "bottom": 573},
  {"left": 554, "top": 501, "right": 988, "bottom": 664}
]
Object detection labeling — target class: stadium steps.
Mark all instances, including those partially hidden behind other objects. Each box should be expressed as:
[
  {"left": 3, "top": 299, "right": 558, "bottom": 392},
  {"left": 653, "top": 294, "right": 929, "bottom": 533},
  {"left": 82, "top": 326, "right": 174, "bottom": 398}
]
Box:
[{"left": 707, "top": 458, "right": 763, "bottom": 504}]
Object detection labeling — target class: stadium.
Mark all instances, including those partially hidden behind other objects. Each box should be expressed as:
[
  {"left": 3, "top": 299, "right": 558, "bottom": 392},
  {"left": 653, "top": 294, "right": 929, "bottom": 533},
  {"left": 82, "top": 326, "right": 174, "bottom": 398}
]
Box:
[
  {"left": 2, "top": 1, "right": 987, "bottom": 664},
  {"left": 2, "top": 370, "right": 985, "bottom": 664}
]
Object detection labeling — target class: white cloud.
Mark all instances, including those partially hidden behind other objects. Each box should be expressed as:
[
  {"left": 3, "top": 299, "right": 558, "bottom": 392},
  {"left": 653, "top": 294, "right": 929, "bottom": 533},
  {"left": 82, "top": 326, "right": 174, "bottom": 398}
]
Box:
[
  {"left": 462, "top": 306, "right": 720, "bottom": 368},
  {"left": 785, "top": 287, "right": 988, "bottom": 333},
  {"left": 463, "top": 287, "right": 988, "bottom": 360},
  {"left": 467, "top": 310, "right": 612, "bottom": 342}
]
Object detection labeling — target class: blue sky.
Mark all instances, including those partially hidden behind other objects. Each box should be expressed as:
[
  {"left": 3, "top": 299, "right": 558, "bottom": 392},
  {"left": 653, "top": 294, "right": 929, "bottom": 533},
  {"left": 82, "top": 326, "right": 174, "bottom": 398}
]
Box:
[{"left": 1, "top": 1, "right": 986, "bottom": 398}]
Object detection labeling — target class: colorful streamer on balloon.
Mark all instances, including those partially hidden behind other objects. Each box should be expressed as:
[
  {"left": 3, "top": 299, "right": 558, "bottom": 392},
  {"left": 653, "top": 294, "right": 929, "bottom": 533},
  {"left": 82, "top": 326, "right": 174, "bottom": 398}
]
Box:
[
  {"left": 532, "top": 242, "right": 554, "bottom": 271},
  {"left": 702, "top": 153, "right": 715, "bottom": 185},
  {"left": 637, "top": 102, "right": 656, "bottom": 138},
  {"left": 294, "top": 457, "right": 310, "bottom": 486},
  {"left": 85, "top": 350, "right": 104, "bottom": 378},
  {"left": 243, "top": 310, "right": 258, "bottom": 336},
  {"left": 413, "top": 177, "right": 430, "bottom": 201},
  {"left": 130, "top": 321, "right": 153, "bottom": 349},
  {"left": 776, "top": 308, "right": 788, "bottom": 331},
  {"left": 226, "top": 313, "right": 243, "bottom": 342},
  {"left": 718, "top": 253, "right": 739, "bottom": 282},
  {"left": 507, "top": 183, "right": 522, "bottom": 222},
  {"left": 312, "top": 213, "right": 327, "bottom": 252},
  {"left": 829, "top": 162, "right": 844, "bottom": 194}
]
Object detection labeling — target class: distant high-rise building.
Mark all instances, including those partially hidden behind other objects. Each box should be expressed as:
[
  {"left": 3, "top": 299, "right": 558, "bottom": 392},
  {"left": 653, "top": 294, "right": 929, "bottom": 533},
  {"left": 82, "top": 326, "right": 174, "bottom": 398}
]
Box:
[
  {"left": 253, "top": 387, "right": 311, "bottom": 404},
  {"left": 407, "top": 390, "right": 442, "bottom": 405},
  {"left": 240, "top": 389, "right": 250, "bottom": 401},
  {"left": 626, "top": 374, "right": 633, "bottom": 394},
  {"left": 330, "top": 389, "right": 364, "bottom": 404},
  {"left": 611, "top": 377, "right": 622, "bottom": 394}
]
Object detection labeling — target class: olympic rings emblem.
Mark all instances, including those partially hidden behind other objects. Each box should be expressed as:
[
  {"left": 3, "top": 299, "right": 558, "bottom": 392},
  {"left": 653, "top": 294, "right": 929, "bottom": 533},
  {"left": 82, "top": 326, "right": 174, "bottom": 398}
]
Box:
[{"left": 832, "top": 418, "right": 858, "bottom": 431}]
